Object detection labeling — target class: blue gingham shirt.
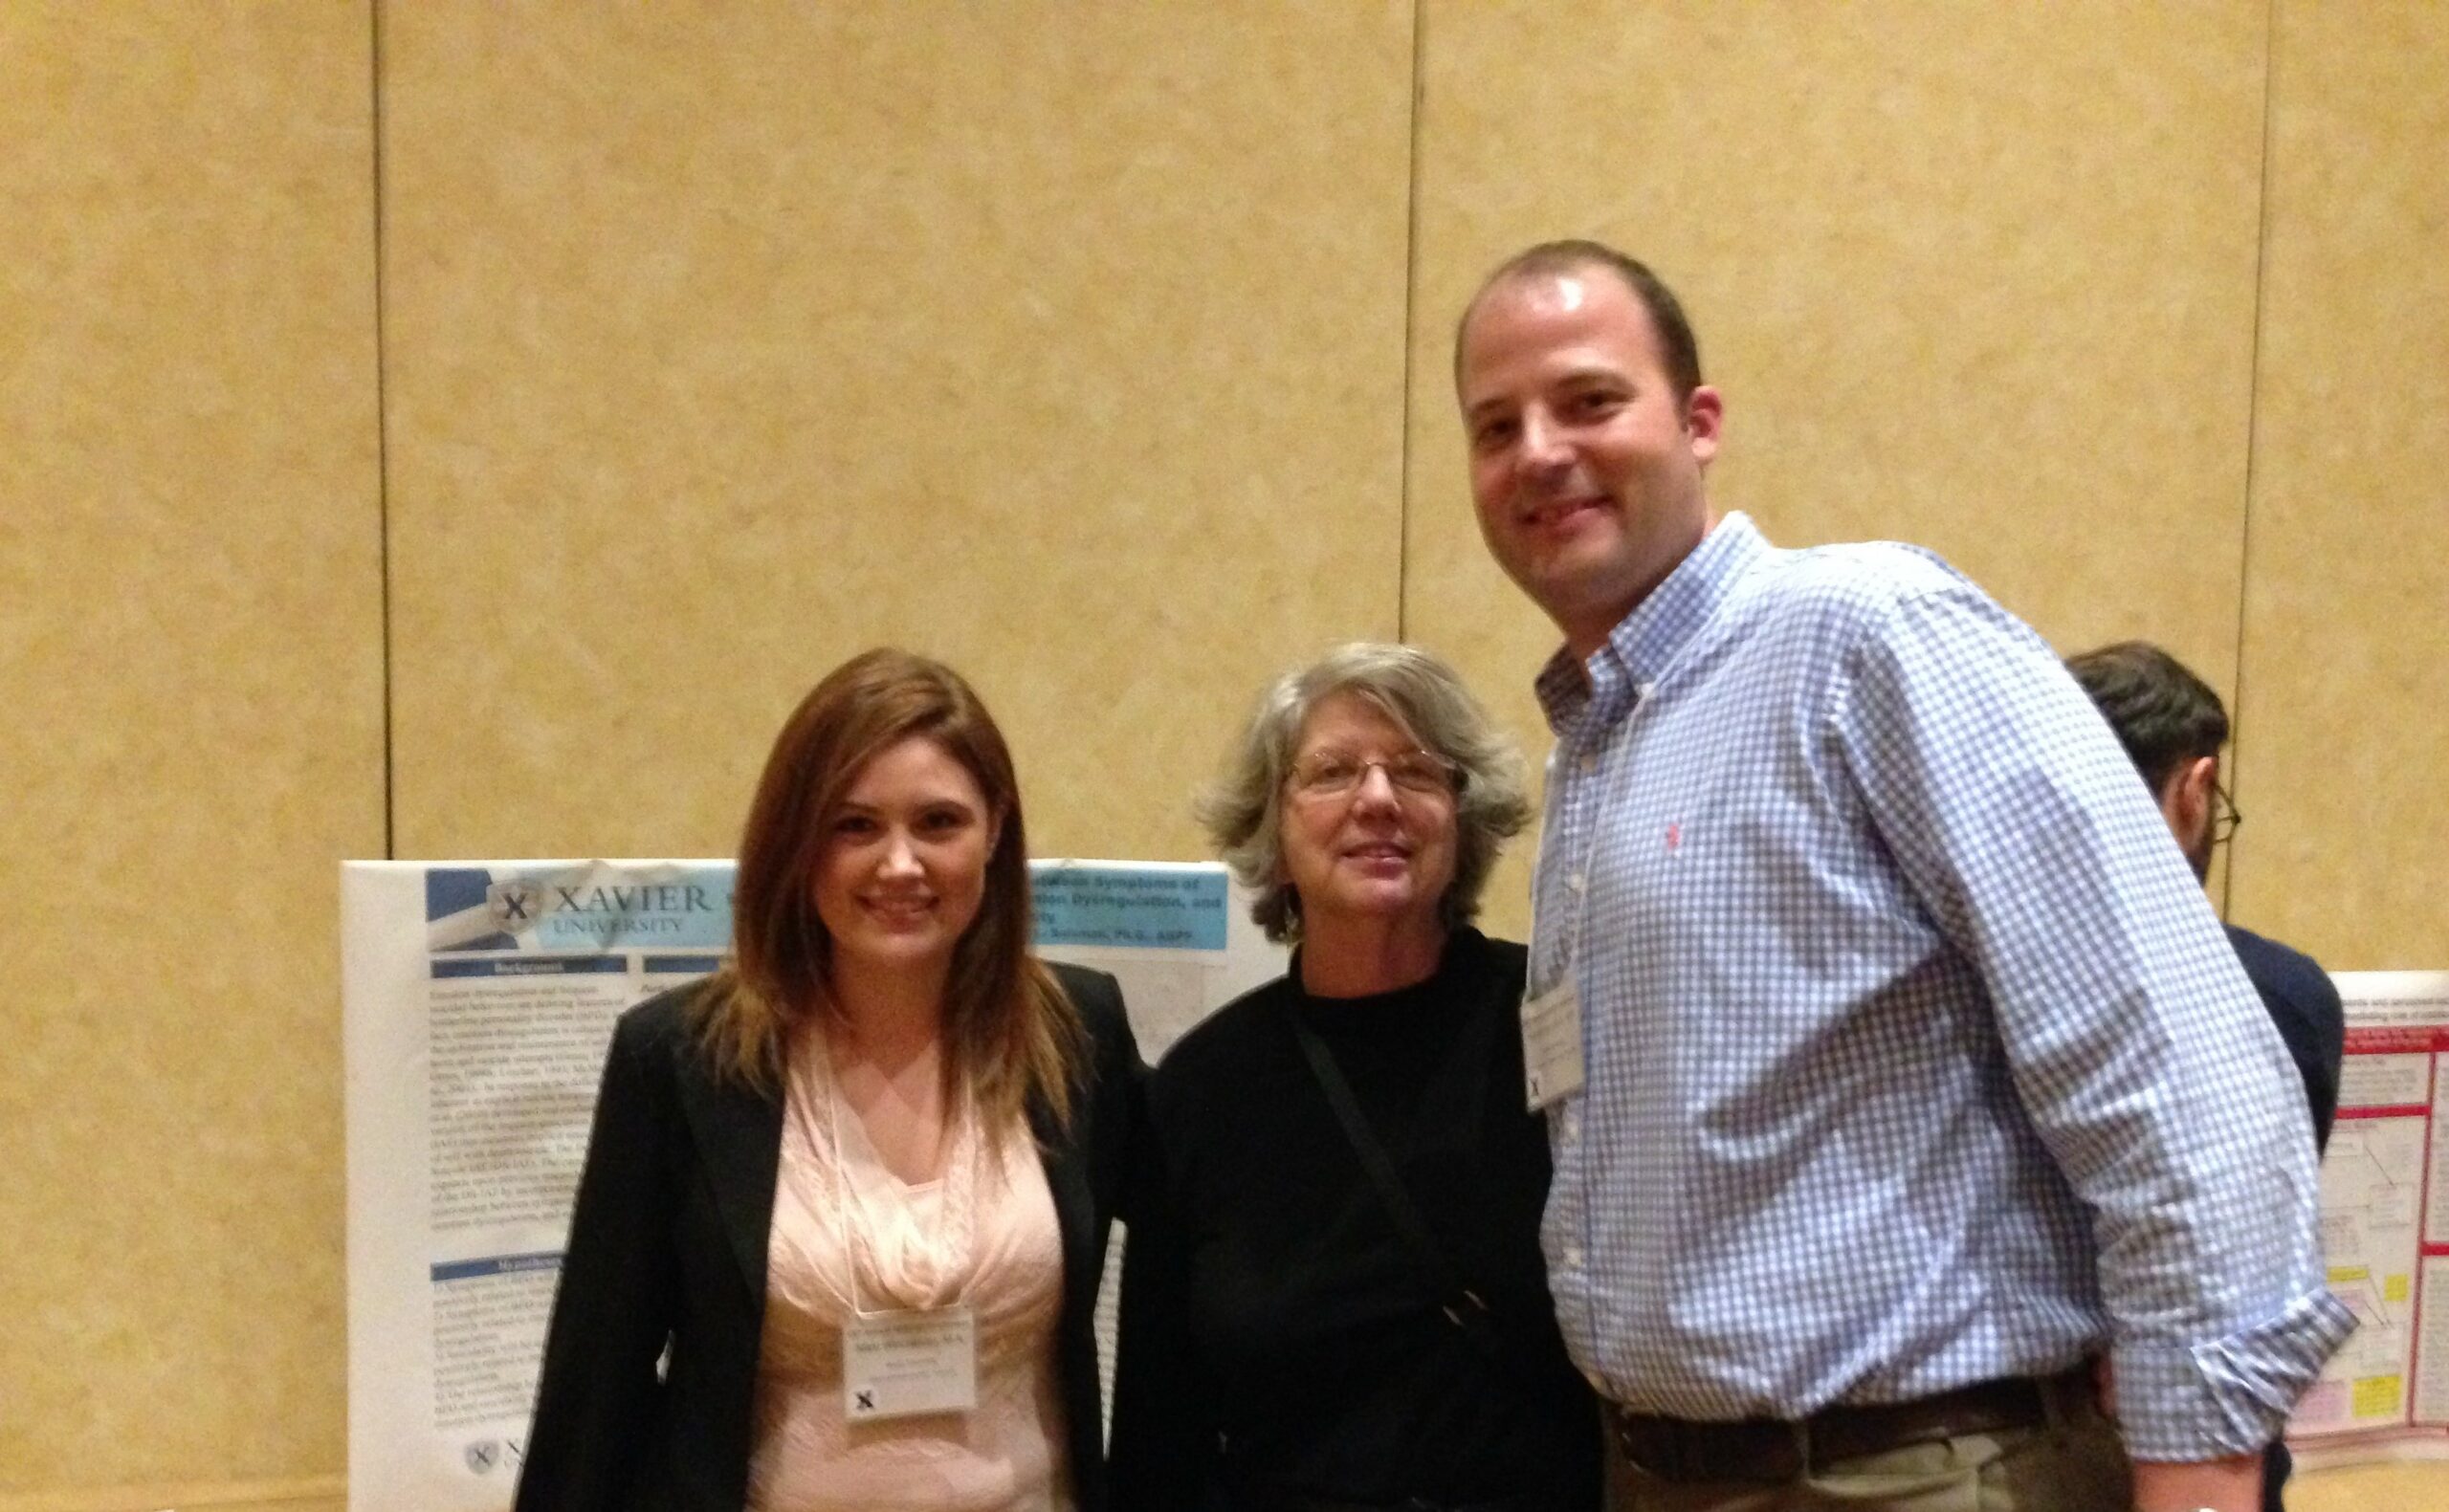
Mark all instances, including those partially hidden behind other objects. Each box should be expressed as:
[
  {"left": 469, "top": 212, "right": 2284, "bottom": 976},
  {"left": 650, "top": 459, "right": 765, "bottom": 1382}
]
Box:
[{"left": 1532, "top": 514, "right": 2352, "bottom": 1459}]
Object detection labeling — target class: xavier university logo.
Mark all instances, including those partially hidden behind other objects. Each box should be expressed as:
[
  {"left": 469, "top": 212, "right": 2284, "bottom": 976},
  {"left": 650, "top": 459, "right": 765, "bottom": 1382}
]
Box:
[{"left": 486, "top": 879, "right": 544, "bottom": 929}]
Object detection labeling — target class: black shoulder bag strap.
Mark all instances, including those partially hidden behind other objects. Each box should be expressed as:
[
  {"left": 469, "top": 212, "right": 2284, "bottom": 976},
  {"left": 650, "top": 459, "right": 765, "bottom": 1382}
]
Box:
[{"left": 1286, "top": 997, "right": 1511, "bottom": 1366}]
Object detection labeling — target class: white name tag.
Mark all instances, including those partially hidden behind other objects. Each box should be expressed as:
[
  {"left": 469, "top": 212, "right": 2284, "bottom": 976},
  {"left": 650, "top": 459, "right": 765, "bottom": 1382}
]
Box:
[
  {"left": 1521, "top": 975, "right": 1586, "bottom": 1111},
  {"left": 842, "top": 1304, "right": 977, "bottom": 1421}
]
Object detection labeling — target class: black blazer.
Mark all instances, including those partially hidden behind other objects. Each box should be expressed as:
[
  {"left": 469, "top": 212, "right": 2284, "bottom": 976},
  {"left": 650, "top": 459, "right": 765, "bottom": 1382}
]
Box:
[{"left": 515, "top": 963, "right": 1140, "bottom": 1512}]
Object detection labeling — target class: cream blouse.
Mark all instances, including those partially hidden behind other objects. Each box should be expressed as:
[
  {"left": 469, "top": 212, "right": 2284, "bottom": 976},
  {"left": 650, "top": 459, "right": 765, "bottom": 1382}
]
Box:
[{"left": 747, "top": 1037, "right": 1071, "bottom": 1512}]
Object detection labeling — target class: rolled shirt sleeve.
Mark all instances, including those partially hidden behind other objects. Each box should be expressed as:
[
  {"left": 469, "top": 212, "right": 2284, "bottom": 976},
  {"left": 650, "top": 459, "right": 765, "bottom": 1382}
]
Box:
[{"left": 1834, "top": 579, "right": 2354, "bottom": 1457}]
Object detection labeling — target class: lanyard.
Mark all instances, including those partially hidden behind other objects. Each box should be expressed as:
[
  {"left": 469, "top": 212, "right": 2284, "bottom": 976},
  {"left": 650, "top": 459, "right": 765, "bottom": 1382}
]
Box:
[
  {"left": 1531, "top": 722, "right": 1619, "bottom": 997},
  {"left": 793, "top": 1036, "right": 979, "bottom": 1319}
]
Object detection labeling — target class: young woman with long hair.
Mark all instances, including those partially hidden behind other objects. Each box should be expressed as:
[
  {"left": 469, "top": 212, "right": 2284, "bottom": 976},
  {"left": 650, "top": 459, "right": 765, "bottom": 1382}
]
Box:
[{"left": 518, "top": 648, "right": 1140, "bottom": 1512}]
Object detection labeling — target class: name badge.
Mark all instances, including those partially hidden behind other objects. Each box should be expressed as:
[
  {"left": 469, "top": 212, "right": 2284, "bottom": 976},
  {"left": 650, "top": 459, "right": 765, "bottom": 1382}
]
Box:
[
  {"left": 842, "top": 1304, "right": 977, "bottom": 1421},
  {"left": 1520, "top": 976, "right": 1586, "bottom": 1111}
]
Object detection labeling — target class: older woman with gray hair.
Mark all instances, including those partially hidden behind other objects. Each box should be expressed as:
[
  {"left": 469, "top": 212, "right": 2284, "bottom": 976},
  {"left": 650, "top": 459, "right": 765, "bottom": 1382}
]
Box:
[{"left": 1109, "top": 643, "right": 1601, "bottom": 1512}]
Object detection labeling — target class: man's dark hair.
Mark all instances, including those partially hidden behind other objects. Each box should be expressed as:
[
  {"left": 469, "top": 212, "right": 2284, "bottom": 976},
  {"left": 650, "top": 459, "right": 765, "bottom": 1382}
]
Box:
[
  {"left": 2065, "top": 641, "right": 2230, "bottom": 791},
  {"left": 1456, "top": 239, "right": 1705, "bottom": 403}
]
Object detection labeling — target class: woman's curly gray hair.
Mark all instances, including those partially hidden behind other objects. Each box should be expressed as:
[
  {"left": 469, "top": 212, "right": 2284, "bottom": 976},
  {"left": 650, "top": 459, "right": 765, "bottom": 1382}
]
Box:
[{"left": 1198, "top": 642, "right": 1532, "bottom": 943}]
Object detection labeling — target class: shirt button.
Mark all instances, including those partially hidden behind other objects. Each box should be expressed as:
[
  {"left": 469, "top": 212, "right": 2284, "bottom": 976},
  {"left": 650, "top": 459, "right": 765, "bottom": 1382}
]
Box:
[
  {"left": 1636, "top": 680, "right": 1657, "bottom": 700},
  {"left": 1559, "top": 1108, "right": 1580, "bottom": 1141},
  {"left": 1561, "top": 1243, "right": 1585, "bottom": 1269},
  {"left": 1566, "top": 872, "right": 1585, "bottom": 892}
]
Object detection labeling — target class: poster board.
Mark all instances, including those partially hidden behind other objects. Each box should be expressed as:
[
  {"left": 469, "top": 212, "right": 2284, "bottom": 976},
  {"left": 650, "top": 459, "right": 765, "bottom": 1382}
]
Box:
[
  {"left": 342, "top": 857, "right": 1280, "bottom": 1512},
  {"left": 2291, "top": 971, "right": 2449, "bottom": 1468}
]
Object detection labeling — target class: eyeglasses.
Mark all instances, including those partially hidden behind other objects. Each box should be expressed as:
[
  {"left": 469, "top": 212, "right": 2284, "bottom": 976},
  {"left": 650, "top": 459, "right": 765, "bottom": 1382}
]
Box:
[
  {"left": 2211, "top": 780, "right": 2242, "bottom": 847},
  {"left": 1286, "top": 749, "right": 1463, "bottom": 800}
]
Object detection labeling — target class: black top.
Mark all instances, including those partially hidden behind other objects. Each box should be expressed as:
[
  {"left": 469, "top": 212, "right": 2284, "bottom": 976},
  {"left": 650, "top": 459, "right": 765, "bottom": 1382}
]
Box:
[
  {"left": 513, "top": 964, "right": 1140, "bottom": 1512},
  {"left": 2225, "top": 924, "right": 2345, "bottom": 1512},
  {"left": 2227, "top": 924, "right": 2344, "bottom": 1150},
  {"left": 1109, "top": 929, "right": 1601, "bottom": 1512}
]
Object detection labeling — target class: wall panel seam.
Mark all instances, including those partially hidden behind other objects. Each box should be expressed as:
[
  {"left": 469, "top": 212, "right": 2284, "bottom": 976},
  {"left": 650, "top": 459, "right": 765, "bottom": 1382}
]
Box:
[
  {"left": 2225, "top": 0, "right": 2283, "bottom": 920},
  {"left": 1398, "top": 0, "right": 1425, "bottom": 643},
  {"left": 370, "top": 0, "right": 397, "bottom": 860}
]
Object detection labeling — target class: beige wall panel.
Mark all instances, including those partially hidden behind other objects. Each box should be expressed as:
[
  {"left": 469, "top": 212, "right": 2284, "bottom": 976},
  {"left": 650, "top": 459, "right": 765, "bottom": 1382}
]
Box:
[
  {"left": 1405, "top": 2, "right": 2266, "bottom": 932},
  {"left": 0, "top": 1481, "right": 342, "bottom": 1512},
  {"left": 0, "top": 4, "right": 382, "bottom": 1500},
  {"left": 383, "top": 4, "right": 1415, "bottom": 867},
  {"left": 2232, "top": 0, "right": 2449, "bottom": 967}
]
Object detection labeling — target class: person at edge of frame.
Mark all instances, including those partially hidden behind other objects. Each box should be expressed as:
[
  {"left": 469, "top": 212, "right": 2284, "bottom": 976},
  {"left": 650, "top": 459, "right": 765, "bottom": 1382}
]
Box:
[
  {"left": 2069, "top": 637, "right": 2348, "bottom": 1512},
  {"left": 1449, "top": 236, "right": 2352, "bottom": 1512}
]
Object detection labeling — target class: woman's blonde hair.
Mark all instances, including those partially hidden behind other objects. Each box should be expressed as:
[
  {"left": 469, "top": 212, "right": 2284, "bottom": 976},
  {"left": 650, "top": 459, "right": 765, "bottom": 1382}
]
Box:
[{"left": 692, "top": 648, "right": 1083, "bottom": 1131}]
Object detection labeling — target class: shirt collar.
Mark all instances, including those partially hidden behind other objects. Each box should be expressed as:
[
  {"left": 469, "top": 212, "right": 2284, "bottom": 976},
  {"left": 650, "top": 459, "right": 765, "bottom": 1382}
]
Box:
[{"left": 1534, "top": 512, "right": 1771, "bottom": 734}]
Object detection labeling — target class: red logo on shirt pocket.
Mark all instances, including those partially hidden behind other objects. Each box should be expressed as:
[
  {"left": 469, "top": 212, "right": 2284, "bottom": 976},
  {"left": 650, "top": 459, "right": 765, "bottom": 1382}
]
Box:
[{"left": 1666, "top": 822, "right": 1682, "bottom": 849}]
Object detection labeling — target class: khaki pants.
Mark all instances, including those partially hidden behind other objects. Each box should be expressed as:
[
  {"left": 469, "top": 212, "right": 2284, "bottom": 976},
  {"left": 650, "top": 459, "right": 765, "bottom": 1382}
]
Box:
[{"left": 1609, "top": 1389, "right": 2133, "bottom": 1512}]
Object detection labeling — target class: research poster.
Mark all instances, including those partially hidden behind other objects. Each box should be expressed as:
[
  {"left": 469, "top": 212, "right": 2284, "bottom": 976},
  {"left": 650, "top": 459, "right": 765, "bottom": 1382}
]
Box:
[
  {"left": 342, "top": 857, "right": 1280, "bottom": 1512},
  {"left": 2291, "top": 970, "right": 2449, "bottom": 1468}
]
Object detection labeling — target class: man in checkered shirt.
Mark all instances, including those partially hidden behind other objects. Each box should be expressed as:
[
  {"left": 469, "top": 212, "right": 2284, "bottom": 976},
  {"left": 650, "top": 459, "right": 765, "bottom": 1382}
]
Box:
[{"left": 1452, "top": 239, "right": 2350, "bottom": 1512}]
